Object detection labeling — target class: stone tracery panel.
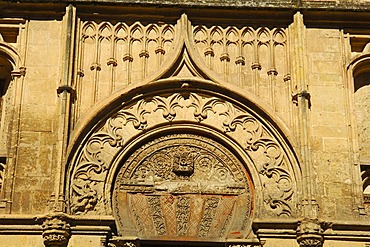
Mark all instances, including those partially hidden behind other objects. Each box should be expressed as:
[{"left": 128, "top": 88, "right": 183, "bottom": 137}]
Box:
[
  {"left": 75, "top": 21, "right": 176, "bottom": 118},
  {"left": 69, "top": 90, "right": 297, "bottom": 219},
  {"left": 192, "top": 25, "right": 292, "bottom": 119}
]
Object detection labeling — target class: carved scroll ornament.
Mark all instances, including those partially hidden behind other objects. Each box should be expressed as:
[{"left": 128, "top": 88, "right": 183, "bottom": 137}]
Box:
[{"left": 69, "top": 91, "right": 296, "bottom": 218}]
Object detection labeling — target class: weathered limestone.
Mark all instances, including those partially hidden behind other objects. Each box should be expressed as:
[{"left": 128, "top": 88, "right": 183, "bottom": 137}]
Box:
[{"left": 1, "top": 1, "right": 370, "bottom": 247}]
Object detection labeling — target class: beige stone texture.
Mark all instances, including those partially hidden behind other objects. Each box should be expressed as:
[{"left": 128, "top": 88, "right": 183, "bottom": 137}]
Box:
[
  {"left": 0, "top": 235, "right": 44, "bottom": 247},
  {"left": 0, "top": 2, "right": 369, "bottom": 247}
]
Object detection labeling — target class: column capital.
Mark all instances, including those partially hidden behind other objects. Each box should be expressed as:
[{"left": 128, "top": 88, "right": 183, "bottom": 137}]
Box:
[{"left": 38, "top": 213, "right": 71, "bottom": 247}]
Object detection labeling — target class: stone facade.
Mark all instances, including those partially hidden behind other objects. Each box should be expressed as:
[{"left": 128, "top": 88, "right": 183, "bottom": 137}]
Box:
[{"left": 1, "top": 1, "right": 370, "bottom": 246}]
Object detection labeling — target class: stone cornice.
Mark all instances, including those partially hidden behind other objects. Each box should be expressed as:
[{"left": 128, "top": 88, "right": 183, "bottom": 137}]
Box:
[
  {"left": 2, "top": 0, "right": 370, "bottom": 11},
  {"left": 0, "top": 214, "right": 115, "bottom": 234},
  {"left": 1, "top": 1, "right": 370, "bottom": 30}
]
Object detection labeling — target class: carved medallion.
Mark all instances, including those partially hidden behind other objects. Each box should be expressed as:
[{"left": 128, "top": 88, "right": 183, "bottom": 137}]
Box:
[{"left": 113, "top": 134, "right": 253, "bottom": 240}]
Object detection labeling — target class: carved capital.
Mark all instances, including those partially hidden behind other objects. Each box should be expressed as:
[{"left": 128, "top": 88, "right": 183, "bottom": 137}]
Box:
[
  {"left": 283, "top": 74, "right": 291, "bottom": 82},
  {"left": 235, "top": 56, "right": 245, "bottom": 65},
  {"left": 139, "top": 50, "right": 149, "bottom": 58},
  {"left": 40, "top": 213, "right": 71, "bottom": 247},
  {"left": 297, "top": 234, "right": 323, "bottom": 247},
  {"left": 107, "top": 58, "right": 118, "bottom": 66},
  {"left": 296, "top": 219, "right": 324, "bottom": 247},
  {"left": 90, "top": 63, "right": 101, "bottom": 71},
  {"left": 267, "top": 68, "right": 278, "bottom": 76},
  {"left": 220, "top": 53, "right": 230, "bottom": 62},
  {"left": 11, "top": 66, "right": 26, "bottom": 78},
  {"left": 77, "top": 68, "right": 85, "bottom": 77},
  {"left": 251, "top": 62, "right": 261, "bottom": 70},
  {"left": 155, "top": 46, "right": 165, "bottom": 55},
  {"left": 123, "top": 53, "right": 134, "bottom": 62},
  {"left": 204, "top": 47, "right": 214, "bottom": 57}
]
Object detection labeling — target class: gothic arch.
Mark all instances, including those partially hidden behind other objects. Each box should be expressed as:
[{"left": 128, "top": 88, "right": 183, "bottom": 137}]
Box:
[
  {"left": 66, "top": 14, "right": 301, "bottom": 243},
  {"left": 66, "top": 80, "right": 301, "bottom": 226}
]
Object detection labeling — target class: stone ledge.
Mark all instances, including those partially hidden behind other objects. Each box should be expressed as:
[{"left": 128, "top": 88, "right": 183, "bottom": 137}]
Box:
[
  {"left": 0, "top": 214, "right": 115, "bottom": 234},
  {"left": 2, "top": 0, "right": 370, "bottom": 11}
]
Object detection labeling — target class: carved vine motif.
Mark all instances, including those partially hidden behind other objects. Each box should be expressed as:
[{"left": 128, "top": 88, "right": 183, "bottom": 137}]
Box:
[
  {"left": 198, "top": 197, "right": 220, "bottom": 237},
  {"left": 147, "top": 196, "right": 167, "bottom": 235},
  {"left": 187, "top": 93, "right": 294, "bottom": 216},
  {"left": 70, "top": 92, "right": 296, "bottom": 218},
  {"left": 176, "top": 196, "right": 190, "bottom": 236}
]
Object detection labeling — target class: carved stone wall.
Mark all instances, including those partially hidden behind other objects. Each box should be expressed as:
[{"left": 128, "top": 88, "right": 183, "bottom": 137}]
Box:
[
  {"left": 73, "top": 16, "right": 294, "bottom": 129},
  {"left": 68, "top": 82, "right": 299, "bottom": 226},
  {"left": 2, "top": 2, "right": 370, "bottom": 247}
]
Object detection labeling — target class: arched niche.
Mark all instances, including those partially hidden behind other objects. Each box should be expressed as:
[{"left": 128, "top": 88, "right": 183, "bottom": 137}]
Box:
[
  {"left": 66, "top": 79, "right": 301, "bottom": 242},
  {"left": 350, "top": 55, "right": 370, "bottom": 200},
  {"left": 0, "top": 41, "right": 21, "bottom": 198}
]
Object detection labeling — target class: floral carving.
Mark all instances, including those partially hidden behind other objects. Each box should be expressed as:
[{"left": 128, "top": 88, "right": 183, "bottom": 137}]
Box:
[
  {"left": 151, "top": 93, "right": 183, "bottom": 121},
  {"left": 176, "top": 196, "right": 190, "bottom": 236},
  {"left": 188, "top": 93, "right": 227, "bottom": 122},
  {"left": 147, "top": 196, "right": 166, "bottom": 235},
  {"left": 198, "top": 197, "right": 219, "bottom": 237}
]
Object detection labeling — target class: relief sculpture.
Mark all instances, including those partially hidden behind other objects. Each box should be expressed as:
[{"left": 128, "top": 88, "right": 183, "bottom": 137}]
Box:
[{"left": 114, "top": 133, "right": 250, "bottom": 239}]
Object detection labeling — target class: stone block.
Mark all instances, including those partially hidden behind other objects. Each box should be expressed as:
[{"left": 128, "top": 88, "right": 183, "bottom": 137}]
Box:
[
  {"left": 323, "top": 138, "right": 349, "bottom": 152},
  {"left": 0, "top": 235, "right": 44, "bottom": 247},
  {"left": 20, "top": 105, "right": 55, "bottom": 132},
  {"left": 69, "top": 235, "right": 103, "bottom": 247}
]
